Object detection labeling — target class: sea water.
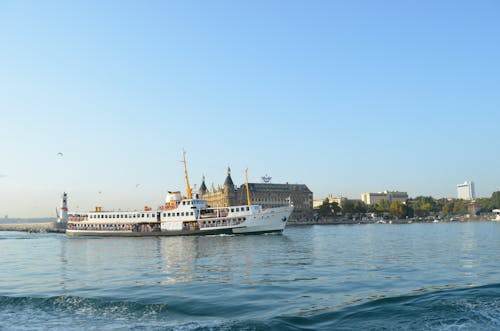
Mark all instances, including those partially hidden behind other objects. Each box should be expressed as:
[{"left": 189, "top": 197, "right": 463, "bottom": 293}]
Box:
[{"left": 1, "top": 222, "right": 499, "bottom": 330}]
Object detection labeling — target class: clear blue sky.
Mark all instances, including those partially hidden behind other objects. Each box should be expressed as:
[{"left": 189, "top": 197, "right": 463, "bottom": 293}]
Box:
[{"left": 1, "top": 1, "right": 499, "bottom": 217}]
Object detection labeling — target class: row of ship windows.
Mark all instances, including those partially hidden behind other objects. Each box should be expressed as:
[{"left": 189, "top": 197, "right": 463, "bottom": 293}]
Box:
[
  {"left": 90, "top": 206, "right": 251, "bottom": 220},
  {"left": 90, "top": 213, "right": 156, "bottom": 219},
  {"left": 162, "top": 207, "right": 249, "bottom": 218},
  {"left": 163, "top": 212, "right": 195, "bottom": 217},
  {"left": 230, "top": 207, "right": 250, "bottom": 212},
  {"left": 181, "top": 200, "right": 202, "bottom": 205}
]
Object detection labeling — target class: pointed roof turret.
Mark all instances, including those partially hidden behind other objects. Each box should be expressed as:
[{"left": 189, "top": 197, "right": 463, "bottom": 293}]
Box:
[
  {"left": 199, "top": 175, "right": 207, "bottom": 195},
  {"left": 224, "top": 166, "right": 234, "bottom": 188}
]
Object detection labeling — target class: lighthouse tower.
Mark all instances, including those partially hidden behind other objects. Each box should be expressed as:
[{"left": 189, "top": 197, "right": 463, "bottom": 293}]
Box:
[{"left": 57, "top": 192, "right": 68, "bottom": 223}]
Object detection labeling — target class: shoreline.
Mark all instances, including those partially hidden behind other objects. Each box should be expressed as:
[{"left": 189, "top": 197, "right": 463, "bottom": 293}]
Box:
[
  {"left": 289, "top": 215, "right": 496, "bottom": 226},
  {"left": 0, "top": 217, "right": 497, "bottom": 234}
]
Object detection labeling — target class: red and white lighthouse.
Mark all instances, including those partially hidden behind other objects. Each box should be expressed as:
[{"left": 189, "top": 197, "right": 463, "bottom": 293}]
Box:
[{"left": 57, "top": 192, "right": 68, "bottom": 223}]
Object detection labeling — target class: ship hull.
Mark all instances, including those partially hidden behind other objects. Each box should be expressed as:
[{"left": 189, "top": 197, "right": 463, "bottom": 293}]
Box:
[{"left": 65, "top": 229, "right": 284, "bottom": 237}]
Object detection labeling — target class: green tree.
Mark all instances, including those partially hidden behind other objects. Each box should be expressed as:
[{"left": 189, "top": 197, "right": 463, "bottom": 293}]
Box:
[
  {"left": 409, "top": 196, "right": 440, "bottom": 217},
  {"left": 389, "top": 201, "right": 407, "bottom": 218},
  {"left": 434, "top": 198, "right": 446, "bottom": 213},
  {"left": 366, "top": 203, "right": 378, "bottom": 214},
  {"left": 353, "top": 201, "right": 367, "bottom": 214},
  {"left": 475, "top": 198, "right": 490, "bottom": 212},
  {"left": 331, "top": 201, "right": 342, "bottom": 215},
  {"left": 452, "top": 200, "right": 468, "bottom": 214},
  {"left": 406, "top": 204, "right": 415, "bottom": 218},
  {"left": 420, "top": 203, "right": 432, "bottom": 215},
  {"left": 442, "top": 201, "right": 454, "bottom": 215},
  {"left": 341, "top": 200, "right": 355, "bottom": 215},
  {"left": 318, "top": 198, "right": 333, "bottom": 217},
  {"left": 490, "top": 191, "right": 500, "bottom": 209},
  {"left": 376, "top": 200, "right": 391, "bottom": 214}
]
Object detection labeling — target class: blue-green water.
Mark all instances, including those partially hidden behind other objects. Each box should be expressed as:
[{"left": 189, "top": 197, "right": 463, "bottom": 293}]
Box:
[{"left": 1, "top": 222, "right": 500, "bottom": 330}]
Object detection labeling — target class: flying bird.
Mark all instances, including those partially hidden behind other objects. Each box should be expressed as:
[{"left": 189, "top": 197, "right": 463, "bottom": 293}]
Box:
[
  {"left": 135, "top": 184, "right": 140, "bottom": 188},
  {"left": 57, "top": 152, "right": 64, "bottom": 157}
]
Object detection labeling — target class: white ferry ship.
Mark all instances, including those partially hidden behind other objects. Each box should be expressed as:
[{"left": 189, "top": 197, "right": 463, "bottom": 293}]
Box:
[{"left": 66, "top": 154, "right": 293, "bottom": 237}]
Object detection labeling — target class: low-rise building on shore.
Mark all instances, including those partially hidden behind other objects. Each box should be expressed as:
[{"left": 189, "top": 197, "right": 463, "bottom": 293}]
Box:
[
  {"left": 313, "top": 195, "right": 347, "bottom": 208},
  {"left": 361, "top": 190, "right": 408, "bottom": 205}
]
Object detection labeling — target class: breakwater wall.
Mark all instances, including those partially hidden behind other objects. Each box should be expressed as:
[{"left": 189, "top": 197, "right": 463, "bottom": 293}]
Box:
[{"left": 0, "top": 222, "right": 65, "bottom": 233}]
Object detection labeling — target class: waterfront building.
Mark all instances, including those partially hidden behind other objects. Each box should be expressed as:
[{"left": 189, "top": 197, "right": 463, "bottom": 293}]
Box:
[
  {"left": 361, "top": 190, "right": 408, "bottom": 205},
  {"left": 457, "top": 181, "right": 475, "bottom": 200},
  {"left": 198, "top": 168, "right": 313, "bottom": 222},
  {"left": 313, "top": 199, "right": 324, "bottom": 209},
  {"left": 313, "top": 195, "right": 347, "bottom": 208}
]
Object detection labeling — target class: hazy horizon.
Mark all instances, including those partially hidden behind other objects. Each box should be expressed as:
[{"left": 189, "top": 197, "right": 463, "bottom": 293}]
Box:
[{"left": 1, "top": 1, "right": 499, "bottom": 217}]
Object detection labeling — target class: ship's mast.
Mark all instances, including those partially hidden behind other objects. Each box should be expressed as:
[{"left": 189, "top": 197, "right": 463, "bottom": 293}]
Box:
[
  {"left": 245, "top": 168, "right": 252, "bottom": 206},
  {"left": 182, "top": 150, "right": 193, "bottom": 199}
]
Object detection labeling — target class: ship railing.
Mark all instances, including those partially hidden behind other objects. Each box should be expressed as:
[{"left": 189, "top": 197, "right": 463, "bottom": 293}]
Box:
[{"left": 199, "top": 212, "right": 229, "bottom": 219}]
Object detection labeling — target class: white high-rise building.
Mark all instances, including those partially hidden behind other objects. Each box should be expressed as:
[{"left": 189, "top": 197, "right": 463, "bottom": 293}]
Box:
[{"left": 457, "top": 181, "right": 475, "bottom": 200}]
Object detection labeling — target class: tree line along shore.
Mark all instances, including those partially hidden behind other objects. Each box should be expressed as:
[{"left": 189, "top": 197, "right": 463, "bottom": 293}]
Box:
[{"left": 315, "top": 191, "right": 500, "bottom": 220}]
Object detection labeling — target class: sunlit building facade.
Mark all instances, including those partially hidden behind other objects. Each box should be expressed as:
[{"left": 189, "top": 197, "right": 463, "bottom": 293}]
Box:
[
  {"left": 361, "top": 190, "right": 408, "bottom": 205},
  {"left": 198, "top": 168, "right": 313, "bottom": 222}
]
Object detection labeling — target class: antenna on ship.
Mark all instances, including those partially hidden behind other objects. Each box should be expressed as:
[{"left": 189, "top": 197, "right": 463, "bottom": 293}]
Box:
[
  {"left": 182, "top": 150, "right": 193, "bottom": 199},
  {"left": 245, "top": 168, "right": 252, "bottom": 206}
]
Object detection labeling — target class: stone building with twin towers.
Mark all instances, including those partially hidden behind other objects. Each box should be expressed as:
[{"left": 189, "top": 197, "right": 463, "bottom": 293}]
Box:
[{"left": 197, "top": 167, "right": 313, "bottom": 222}]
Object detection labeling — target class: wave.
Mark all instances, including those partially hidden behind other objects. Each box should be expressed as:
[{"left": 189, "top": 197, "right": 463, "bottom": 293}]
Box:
[
  {"left": 264, "top": 283, "right": 500, "bottom": 331},
  {"left": 1, "top": 295, "right": 172, "bottom": 330},
  {"left": 2, "top": 284, "right": 500, "bottom": 330},
  {"left": 0, "top": 295, "right": 250, "bottom": 330}
]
